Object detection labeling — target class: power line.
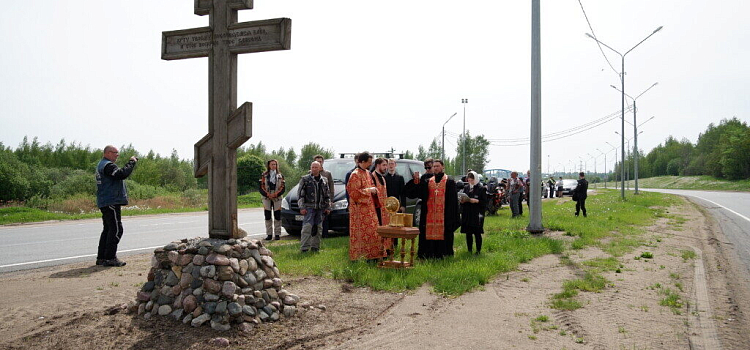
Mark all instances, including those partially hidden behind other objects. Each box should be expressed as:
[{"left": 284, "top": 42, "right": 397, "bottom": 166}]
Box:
[
  {"left": 577, "top": 0, "right": 620, "bottom": 78},
  {"left": 488, "top": 105, "right": 633, "bottom": 146}
]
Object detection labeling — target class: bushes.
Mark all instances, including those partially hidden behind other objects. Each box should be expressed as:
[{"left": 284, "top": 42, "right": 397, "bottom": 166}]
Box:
[
  {"left": 126, "top": 180, "right": 173, "bottom": 200},
  {"left": 0, "top": 151, "right": 31, "bottom": 201},
  {"left": 237, "top": 154, "right": 265, "bottom": 194},
  {"left": 49, "top": 169, "right": 96, "bottom": 198}
]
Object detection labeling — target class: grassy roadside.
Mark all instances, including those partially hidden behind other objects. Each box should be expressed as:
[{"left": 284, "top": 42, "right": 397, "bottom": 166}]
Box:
[
  {"left": 0, "top": 192, "right": 263, "bottom": 225},
  {"left": 598, "top": 175, "right": 750, "bottom": 192},
  {"left": 266, "top": 189, "right": 674, "bottom": 297}
]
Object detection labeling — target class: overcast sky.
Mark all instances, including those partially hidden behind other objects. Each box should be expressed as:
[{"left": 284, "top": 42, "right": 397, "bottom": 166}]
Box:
[{"left": 1, "top": 0, "right": 748, "bottom": 174}]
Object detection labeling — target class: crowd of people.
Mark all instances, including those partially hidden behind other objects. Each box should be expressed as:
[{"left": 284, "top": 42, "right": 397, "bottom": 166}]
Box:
[
  {"left": 92, "top": 145, "right": 587, "bottom": 268},
  {"left": 283, "top": 153, "right": 492, "bottom": 261},
  {"left": 257, "top": 152, "right": 590, "bottom": 263}
]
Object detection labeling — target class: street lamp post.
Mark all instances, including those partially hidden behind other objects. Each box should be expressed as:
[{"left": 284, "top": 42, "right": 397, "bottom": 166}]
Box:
[
  {"left": 615, "top": 131, "right": 634, "bottom": 190},
  {"left": 611, "top": 83, "right": 658, "bottom": 195},
  {"left": 597, "top": 148, "right": 607, "bottom": 188},
  {"left": 586, "top": 26, "right": 663, "bottom": 200},
  {"left": 606, "top": 141, "right": 618, "bottom": 189},
  {"left": 442, "top": 112, "right": 458, "bottom": 161},
  {"left": 633, "top": 116, "right": 654, "bottom": 191},
  {"left": 587, "top": 152, "right": 597, "bottom": 175},
  {"left": 461, "top": 99, "right": 468, "bottom": 174},
  {"left": 568, "top": 161, "right": 575, "bottom": 177}
]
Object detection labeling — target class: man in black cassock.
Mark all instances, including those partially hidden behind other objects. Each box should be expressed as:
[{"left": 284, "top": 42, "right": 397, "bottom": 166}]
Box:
[{"left": 405, "top": 159, "right": 460, "bottom": 259}]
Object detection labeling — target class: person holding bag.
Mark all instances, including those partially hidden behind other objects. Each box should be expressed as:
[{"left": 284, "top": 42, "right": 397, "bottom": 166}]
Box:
[
  {"left": 573, "top": 172, "right": 589, "bottom": 217},
  {"left": 260, "top": 159, "right": 285, "bottom": 240},
  {"left": 460, "top": 171, "right": 487, "bottom": 254}
]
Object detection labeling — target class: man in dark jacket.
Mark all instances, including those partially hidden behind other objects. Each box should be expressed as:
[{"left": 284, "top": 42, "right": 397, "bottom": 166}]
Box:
[
  {"left": 297, "top": 161, "right": 331, "bottom": 252},
  {"left": 313, "top": 155, "right": 334, "bottom": 238},
  {"left": 574, "top": 172, "right": 589, "bottom": 217},
  {"left": 384, "top": 158, "right": 406, "bottom": 212},
  {"left": 96, "top": 145, "right": 137, "bottom": 267}
]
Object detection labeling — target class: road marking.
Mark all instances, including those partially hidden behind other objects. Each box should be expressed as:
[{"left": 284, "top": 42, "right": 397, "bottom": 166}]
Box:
[
  {"left": 0, "top": 245, "right": 163, "bottom": 269},
  {"left": 0, "top": 232, "right": 270, "bottom": 269},
  {"left": 692, "top": 196, "right": 750, "bottom": 224}
]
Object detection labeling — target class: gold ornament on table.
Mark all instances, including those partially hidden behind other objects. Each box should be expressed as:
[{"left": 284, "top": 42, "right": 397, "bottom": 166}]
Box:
[{"left": 384, "top": 197, "right": 412, "bottom": 227}]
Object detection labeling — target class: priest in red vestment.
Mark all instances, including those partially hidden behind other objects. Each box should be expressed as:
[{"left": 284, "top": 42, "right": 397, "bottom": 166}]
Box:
[
  {"left": 346, "top": 152, "right": 388, "bottom": 261},
  {"left": 404, "top": 159, "right": 460, "bottom": 259}
]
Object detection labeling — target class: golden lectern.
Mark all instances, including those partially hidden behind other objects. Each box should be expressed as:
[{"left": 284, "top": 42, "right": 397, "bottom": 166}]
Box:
[{"left": 377, "top": 197, "right": 418, "bottom": 268}]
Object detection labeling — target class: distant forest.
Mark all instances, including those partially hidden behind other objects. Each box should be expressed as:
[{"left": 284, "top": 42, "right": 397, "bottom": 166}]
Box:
[
  {"left": 612, "top": 117, "right": 750, "bottom": 181},
  {"left": 0, "top": 137, "right": 333, "bottom": 203}
]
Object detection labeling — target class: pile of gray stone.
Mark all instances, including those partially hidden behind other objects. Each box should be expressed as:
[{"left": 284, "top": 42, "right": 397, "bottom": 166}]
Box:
[{"left": 132, "top": 237, "right": 299, "bottom": 331}]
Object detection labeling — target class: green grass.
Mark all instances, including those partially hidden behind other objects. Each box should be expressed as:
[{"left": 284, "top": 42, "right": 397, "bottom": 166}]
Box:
[
  {"left": 237, "top": 192, "right": 263, "bottom": 208},
  {"left": 681, "top": 249, "right": 697, "bottom": 261},
  {"left": 582, "top": 257, "right": 621, "bottom": 272},
  {"left": 272, "top": 232, "right": 564, "bottom": 296},
  {"left": 551, "top": 271, "right": 607, "bottom": 310},
  {"left": 542, "top": 189, "right": 676, "bottom": 257},
  {"left": 659, "top": 288, "right": 684, "bottom": 314},
  {"left": 601, "top": 175, "right": 750, "bottom": 192},
  {"left": 267, "top": 189, "right": 674, "bottom": 297},
  {"left": 0, "top": 207, "right": 90, "bottom": 224}
]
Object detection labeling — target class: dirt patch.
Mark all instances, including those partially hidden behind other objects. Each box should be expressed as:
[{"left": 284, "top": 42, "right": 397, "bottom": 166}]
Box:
[
  {"left": 2, "top": 196, "right": 749, "bottom": 349},
  {"left": 0, "top": 256, "right": 398, "bottom": 350}
]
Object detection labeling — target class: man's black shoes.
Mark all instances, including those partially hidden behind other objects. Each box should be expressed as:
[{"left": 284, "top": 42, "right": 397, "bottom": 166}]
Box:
[
  {"left": 265, "top": 235, "right": 273, "bottom": 241},
  {"left": 103, "top": 258, "right": 126, "bottom": 267},
  {"left": 96, "top": 259, "right": 106, "bottom": 266}
]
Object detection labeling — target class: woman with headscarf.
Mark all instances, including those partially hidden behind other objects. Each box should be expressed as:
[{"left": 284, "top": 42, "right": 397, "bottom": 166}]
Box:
[{"left": 460, "top": 171, "right": 487, "bottom": 254}]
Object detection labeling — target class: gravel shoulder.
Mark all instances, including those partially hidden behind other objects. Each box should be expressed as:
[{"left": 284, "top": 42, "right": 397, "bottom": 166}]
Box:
[{"left": 1, "top": 196, "right": 748, "bottom": 349}]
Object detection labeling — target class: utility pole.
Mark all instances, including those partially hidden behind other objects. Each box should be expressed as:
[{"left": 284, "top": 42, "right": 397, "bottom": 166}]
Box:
[
  {"left": 527, "top": 0, "right": 543, "bottom": 234},
  {"left": 461, "top": 99, "right": 468, "bottom": 173},
  {"left": 442, "top": 112, "right": 457, "bottom": 162}
]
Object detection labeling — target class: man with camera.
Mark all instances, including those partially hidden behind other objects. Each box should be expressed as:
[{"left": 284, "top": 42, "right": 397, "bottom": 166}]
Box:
[{"left": 95, "top": 145, "right": 138, "bottom": 267}]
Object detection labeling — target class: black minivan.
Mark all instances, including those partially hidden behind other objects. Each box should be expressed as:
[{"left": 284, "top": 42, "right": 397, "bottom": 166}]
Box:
[{"left": 280, "top": 158, "right": 426, "bottom": 235}]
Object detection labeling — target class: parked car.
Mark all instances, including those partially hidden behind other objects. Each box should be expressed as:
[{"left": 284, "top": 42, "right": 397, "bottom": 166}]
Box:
[
  {"left": 280, "top": 158, "right": 426, "bottom": 235},
  {"left": 561, "top": 179, "right": 578, "bottom": 196}
]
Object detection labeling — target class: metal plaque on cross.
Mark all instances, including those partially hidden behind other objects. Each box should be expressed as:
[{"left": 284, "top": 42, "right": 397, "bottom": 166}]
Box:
[{"left": 162, "top": 0, "right": 291, "bottom": 239}]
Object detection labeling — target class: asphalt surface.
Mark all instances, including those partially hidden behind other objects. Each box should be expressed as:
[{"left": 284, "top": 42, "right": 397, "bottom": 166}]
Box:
[
  {"left": 0, "top": 208, "right": 285, "bottom": 273},
  {"left": 640, "top": 188, "right": 750, "bottom": 275}
]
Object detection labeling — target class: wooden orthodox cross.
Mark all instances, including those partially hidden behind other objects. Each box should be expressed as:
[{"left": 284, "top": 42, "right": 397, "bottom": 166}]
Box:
[{"left": 162, "top": 0, "right": 291, "bottom": 239}]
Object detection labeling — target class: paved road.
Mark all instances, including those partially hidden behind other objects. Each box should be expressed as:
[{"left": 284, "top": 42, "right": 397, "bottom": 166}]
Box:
[
  {"left": 0, "top": 208, "right": 285, "bottom": 273},
  {"left": 641, "top": 188, "right": 750, "bottom": 275}
]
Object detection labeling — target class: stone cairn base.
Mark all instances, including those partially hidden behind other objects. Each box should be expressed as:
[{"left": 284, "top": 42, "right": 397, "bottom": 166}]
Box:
[{"left": 132, "top": 237, "right": 299, "bottom": 331}]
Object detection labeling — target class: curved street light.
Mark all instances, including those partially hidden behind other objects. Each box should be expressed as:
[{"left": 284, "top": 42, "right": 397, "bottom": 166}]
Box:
[
  {"left": 611, "top": 82, "right": 658, "bottom": 194},
  {"left": 586, "top": 25, "right": 663, "bottom": 199},
  {"left": 442, "top": 112, "right": 458, "bottom": 161}
]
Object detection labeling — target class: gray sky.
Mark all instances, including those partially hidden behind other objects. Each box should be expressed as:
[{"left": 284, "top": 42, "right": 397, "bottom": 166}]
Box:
[{"left": 1, "top": 0, "right": 748, "bottom": 174}]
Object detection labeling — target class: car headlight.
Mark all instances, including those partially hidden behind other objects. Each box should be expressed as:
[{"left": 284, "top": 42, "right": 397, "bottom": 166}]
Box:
[
  {"left": 331, "top": 199, "right": 348, "bottom": 210},
  {"left": 281, "top": 197, "right": 290, "bottom": 210}
]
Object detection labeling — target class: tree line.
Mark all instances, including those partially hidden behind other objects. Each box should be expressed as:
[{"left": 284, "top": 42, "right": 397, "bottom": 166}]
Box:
[
  {"left": 0, "top": 137, "right": 198, "bottom": 202},
  {"left": 413, "top": 131, "right": 491, "bottom": 175},
  {"left": 612, "top": 117, "right": 750, "bottom": 181},
  {"left": 1, "top": 132, "right": 490, "bottom": 204}
]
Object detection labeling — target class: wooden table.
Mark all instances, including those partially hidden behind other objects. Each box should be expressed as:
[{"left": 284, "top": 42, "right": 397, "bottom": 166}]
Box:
[{"left": 376, "top": 226, "right": 419, "bottom": 269}]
